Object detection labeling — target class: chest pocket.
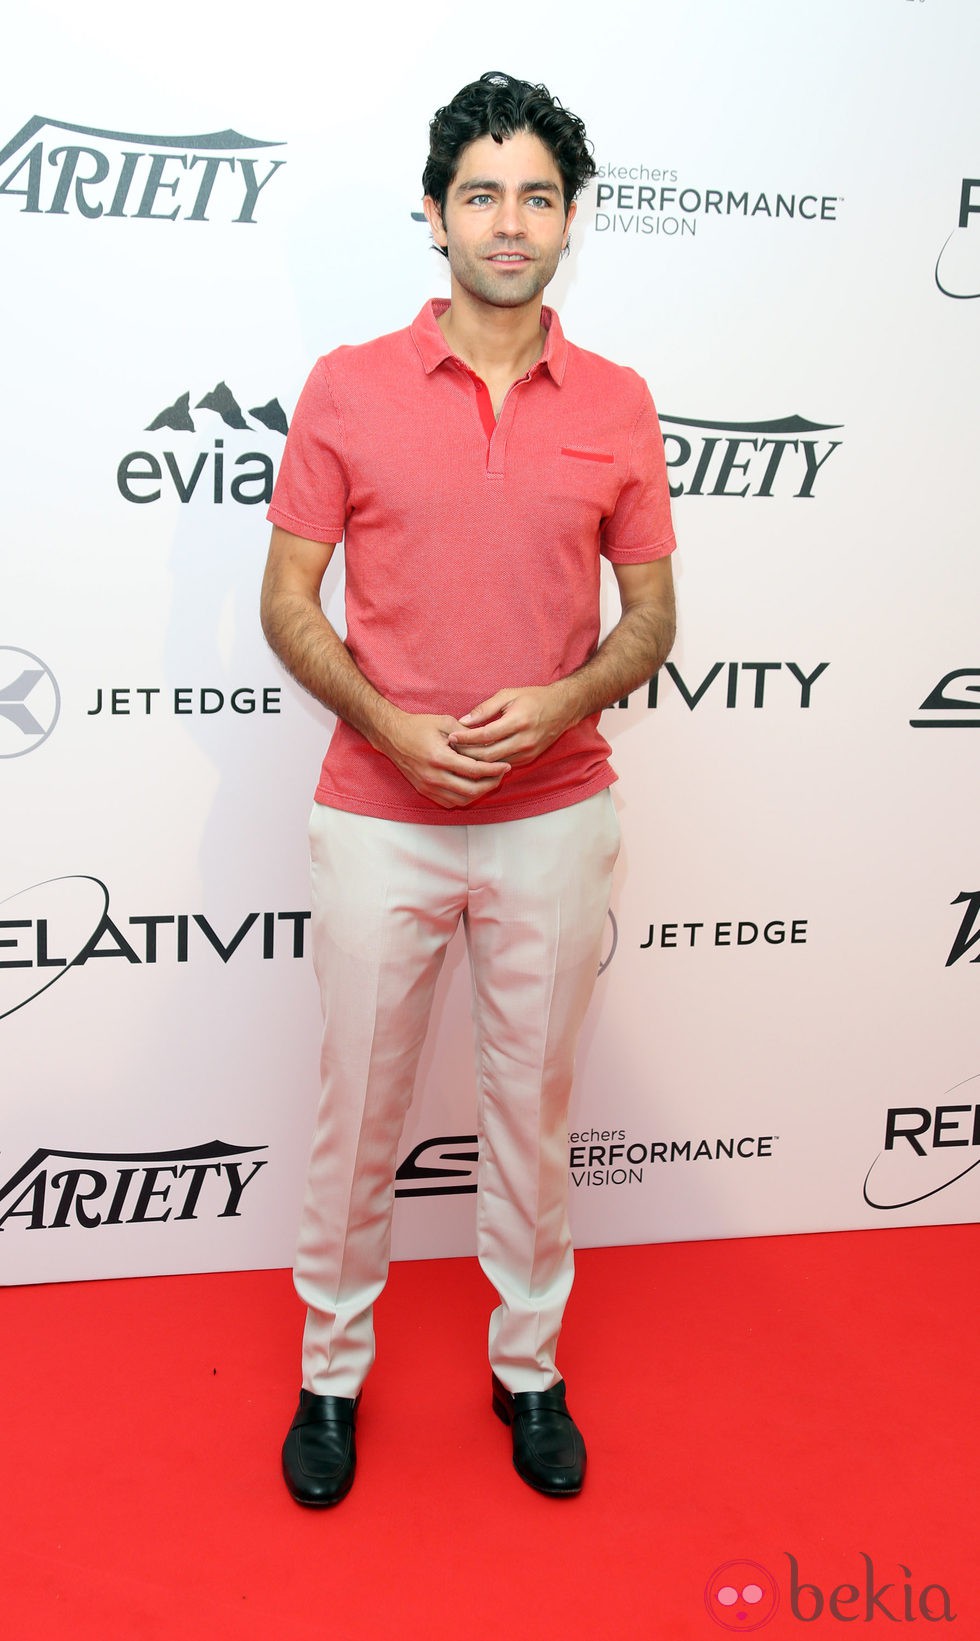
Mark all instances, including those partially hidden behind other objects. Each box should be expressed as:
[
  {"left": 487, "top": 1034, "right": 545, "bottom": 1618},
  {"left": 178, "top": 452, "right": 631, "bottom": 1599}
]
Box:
[
  {"left": 560, "top": 446, "right": 615, "bottom": 463},
  {"left": 554, "top": 445, "right": 621, "bottom": 520}
]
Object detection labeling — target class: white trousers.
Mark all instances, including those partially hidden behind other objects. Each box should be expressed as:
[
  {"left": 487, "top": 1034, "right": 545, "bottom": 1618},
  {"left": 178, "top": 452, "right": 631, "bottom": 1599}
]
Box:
[{"left": 295, "top": 789, "right": 620, "bottom": 1396}]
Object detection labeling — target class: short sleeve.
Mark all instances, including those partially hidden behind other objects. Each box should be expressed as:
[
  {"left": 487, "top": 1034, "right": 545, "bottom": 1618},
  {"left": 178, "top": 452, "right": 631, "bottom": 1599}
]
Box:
[
  {"left": 266, "top": 356, "right": 349, "bottom": 544},
  {"left": 600, "top": 386, "right": 677, "bottom": 564}
]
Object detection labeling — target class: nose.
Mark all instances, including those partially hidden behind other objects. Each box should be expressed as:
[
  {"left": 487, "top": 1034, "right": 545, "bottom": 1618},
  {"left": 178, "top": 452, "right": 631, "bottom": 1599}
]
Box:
[{"left": 493, "top": 193, "right": 525, "bottom": 238}]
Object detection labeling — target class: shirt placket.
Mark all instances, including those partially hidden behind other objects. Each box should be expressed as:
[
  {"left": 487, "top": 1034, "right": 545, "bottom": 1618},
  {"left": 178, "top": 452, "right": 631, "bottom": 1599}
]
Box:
[{"left": 453, "top": 358, "right": 541, "bottom": 478}]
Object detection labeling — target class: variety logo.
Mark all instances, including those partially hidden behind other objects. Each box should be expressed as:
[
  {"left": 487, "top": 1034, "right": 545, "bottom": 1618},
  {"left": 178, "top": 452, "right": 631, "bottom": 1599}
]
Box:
[
  {"left": 568, "top": 1126, "right": 777, "bottom": 1190},
  {"left": 706, "top": 1554, "right": 954, "bottom": 1627},
  {"left": 640, "top": 917, "right": 808, "bottom": 950},
  {"left": 616, "top": 660, "right": 828, "bottom": 712},
  {"left": 0, "top": 1140, "right": 267, "bottom": 1230},
  {"left": 0, "top": 875, "right": 310, "bottom": 1023},
  {"left": 117, "top": 381, "right": 288, "bottom": 507},
  {"left": 659, "top": 413, "right": 842, "bottom": 499},
  {"left": 864, "top": 1074, "right": 980, "bottom": 1210},
  {"left": 0, "top": 118, "right": 285, "bottom": 223},
  {"left": 910, "top": 670, "right": 980, "bottom": 728},
  {"left": 592, "top": 162, "right": 841, "bottom": 240},
  {"left": 947, "top": 892, "right": 980, "bottom": 968},
  {"left": 0, "top": 646, "right": 60, "bottom": 757},
  {"left": 935, "top": 177, "right": 980, "bottom": 300}
]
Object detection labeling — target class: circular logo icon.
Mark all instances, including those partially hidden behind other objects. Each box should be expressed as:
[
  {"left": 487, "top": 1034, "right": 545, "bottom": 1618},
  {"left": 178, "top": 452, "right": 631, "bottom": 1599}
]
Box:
[
  {"left": 0, "top": 646, "right": 61, "bottom": 757},
  {"left": 0, "top": 876, "right": 109, "bottom": 1023},
  {"left": 705, "top": 1561, "right": 780, "bottom": 1631},
  {"left": 598, "top": 908, "right": 618, "bottom": 975}
]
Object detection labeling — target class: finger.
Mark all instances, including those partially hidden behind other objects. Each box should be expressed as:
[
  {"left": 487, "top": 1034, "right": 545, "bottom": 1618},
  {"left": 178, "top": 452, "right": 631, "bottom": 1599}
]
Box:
[
  {"left": 445, "top": 746, "right": 511, "bottom": 777},
  {"left": 448, "top": 725, "right": 514, "bottom": 753},
  {"left": 458, "top": 692, "right": 510, "bottom": 728},
  {"left": 451, "top": 727, "right": 525, "bottom": 760},
  {"left": 431, "top": 772, "right": 506, "bottom": 807}
]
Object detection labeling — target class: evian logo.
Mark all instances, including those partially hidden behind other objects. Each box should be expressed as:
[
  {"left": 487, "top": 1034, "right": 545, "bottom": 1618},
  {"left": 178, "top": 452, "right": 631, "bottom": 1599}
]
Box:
[
  {"left": 117, "top": 380, "right": 288, "bottom": 506},
  {"left": 0, "top": 117, "right": 285, "bottom": 223}
]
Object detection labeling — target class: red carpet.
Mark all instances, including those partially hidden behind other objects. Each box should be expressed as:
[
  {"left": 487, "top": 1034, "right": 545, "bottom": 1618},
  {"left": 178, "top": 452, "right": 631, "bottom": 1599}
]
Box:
[{"left": 1, "top": 1226, "right": 976, "bottom": 1638}]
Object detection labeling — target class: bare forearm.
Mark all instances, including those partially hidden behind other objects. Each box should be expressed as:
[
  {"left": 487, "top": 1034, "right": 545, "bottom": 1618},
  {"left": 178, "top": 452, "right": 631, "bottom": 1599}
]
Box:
[
  {"left": 260, "top": 580, "right": 510, "bottom": 806},
  {"left": 449, "top": 588, "right": 676, "bottom": 769},
  {"left": 557, "top": 596, "right": 676, "bottom": 722},
  {"left": 260, "top": 588, "right": 396, "bottom": 752}
]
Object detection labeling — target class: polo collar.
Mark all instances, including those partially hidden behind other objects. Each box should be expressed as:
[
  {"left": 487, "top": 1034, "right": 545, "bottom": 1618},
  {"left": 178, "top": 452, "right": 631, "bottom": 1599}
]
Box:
[{"left": 410, "top": 298, "right": 568, "bottom": 386}]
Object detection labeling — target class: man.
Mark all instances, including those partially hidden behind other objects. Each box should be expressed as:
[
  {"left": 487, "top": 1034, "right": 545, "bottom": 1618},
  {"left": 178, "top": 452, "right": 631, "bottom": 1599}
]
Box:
[{"left": 261, "top": 70, "right": 676, "bottom": 1506}]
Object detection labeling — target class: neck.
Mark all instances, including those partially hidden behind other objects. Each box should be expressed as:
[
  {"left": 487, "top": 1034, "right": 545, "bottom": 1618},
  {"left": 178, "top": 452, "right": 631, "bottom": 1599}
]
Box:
[{"left": 437, "top": 287, "right": 547, "bottom": 383}]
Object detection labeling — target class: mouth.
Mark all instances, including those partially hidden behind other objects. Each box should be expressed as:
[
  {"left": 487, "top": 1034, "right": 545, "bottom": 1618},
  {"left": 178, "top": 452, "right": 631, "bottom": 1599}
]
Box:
[{"left": 485, "top": 252, "right": 532, "bottom": 265}]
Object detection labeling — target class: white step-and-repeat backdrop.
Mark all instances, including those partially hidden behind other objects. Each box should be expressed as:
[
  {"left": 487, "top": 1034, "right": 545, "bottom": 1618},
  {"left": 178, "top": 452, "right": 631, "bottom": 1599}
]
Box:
[{"left": 3, "top": 0, "right": 977, "bottom": 1283}]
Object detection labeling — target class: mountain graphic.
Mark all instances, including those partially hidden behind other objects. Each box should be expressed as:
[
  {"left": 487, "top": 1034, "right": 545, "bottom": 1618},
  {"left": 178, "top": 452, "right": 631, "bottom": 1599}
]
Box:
[
  {"left": 249, "top": 398, "right": 289, "bottom": 435},
  {"left": 146, "top": 392, "right": 195, "bottom": 432},
  {"left": 196, "top": 381, "right": 249, "bottom": 428},
  {"left": 145, "top": 384, "right": 289, "bottom": 435}
]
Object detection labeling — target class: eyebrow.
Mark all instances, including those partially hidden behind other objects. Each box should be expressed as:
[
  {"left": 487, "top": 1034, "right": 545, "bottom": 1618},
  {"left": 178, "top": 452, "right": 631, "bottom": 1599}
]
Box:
[{"left": 453, "top": 177, "right": 563, "bottom": 198}]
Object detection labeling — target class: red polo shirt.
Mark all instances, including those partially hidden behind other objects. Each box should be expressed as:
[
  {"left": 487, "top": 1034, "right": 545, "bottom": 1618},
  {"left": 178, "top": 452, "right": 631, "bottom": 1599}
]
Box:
[{"left": 267, "top": 300, "right": 676, "bottom": 825}]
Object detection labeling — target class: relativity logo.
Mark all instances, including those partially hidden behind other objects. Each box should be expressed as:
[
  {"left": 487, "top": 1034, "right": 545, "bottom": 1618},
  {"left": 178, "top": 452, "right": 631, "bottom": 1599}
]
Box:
[
  {"left": 0, "top": 646, "right": 60, "bottom": 757},
  {"left": 659, "top": 413, "right": 842, "bottom": 499},
  {"left": 117, "top": 381, "right": 288, "bottom": 507},
  {"left": 910, "top": 670, "right": 980, "bottom": 728},
  {"left": 0, "top": 1140, "right": 267, "bottom": 1230},
  {"left": 935, "top": 178, "right": 980, "bottom": 300},
  {"left": 617, "top": 660, "right": 828, "bottom": 712},
  {"left": 0, "top": 875, "right": 311, "bottom": 1023},
  {"left": 0, "top": 117, "right": 285, "bottom": 222},
  {"left": 864, "top": 1074, "right": 980, "bottom": 1210}
]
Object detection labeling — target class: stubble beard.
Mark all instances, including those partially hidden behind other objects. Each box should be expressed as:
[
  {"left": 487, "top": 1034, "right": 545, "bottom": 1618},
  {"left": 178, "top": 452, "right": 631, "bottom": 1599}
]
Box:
[{"left": 447, "top": 241, "right": 563, "bottom": 310}]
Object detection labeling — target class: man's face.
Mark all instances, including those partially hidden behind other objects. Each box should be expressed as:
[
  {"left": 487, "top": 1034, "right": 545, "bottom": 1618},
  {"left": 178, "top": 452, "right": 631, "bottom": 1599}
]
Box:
[{"left": 423, "top": 130, "right": 576, "bottom": 311}]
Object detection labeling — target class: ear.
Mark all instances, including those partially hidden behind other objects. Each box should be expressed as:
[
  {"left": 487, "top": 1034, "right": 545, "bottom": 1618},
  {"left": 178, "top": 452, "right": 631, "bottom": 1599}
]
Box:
[
  {"left": 562, "top": 199, "right": 577, "bottom": 250},
  {"left": 422, "top": 194, "right": 448, "bottom": 249}
]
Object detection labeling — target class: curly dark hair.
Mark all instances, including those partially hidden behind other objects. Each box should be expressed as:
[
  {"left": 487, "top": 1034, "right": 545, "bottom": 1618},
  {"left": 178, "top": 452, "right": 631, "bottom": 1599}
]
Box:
[{"left": 422, "top": 71, "right": 596, "bottom": 252}]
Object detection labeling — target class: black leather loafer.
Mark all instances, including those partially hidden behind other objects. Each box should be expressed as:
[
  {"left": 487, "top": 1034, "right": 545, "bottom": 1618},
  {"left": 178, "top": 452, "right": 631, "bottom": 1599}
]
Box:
[
  {"left": 281, "top": 1388, "right": 360, "bottom": 1507},
  {"left": 492, "top": 1374, "right": 586, "bottom": 1496}
]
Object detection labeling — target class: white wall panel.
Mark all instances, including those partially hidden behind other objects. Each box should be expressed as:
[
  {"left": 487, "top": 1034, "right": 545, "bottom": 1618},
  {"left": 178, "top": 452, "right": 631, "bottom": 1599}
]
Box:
[{"left": 2, "top": 0, "right": 977, "bottom": 1279}]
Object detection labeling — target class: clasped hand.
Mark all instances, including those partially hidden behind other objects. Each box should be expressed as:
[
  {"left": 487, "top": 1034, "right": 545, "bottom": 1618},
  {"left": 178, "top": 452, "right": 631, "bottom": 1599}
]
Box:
[
  {"left": 385, "top": 685, "right": 577, "bottom": 810},
  {"left": 450, "top": 684, "right": 576, "bottom": 769}
]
